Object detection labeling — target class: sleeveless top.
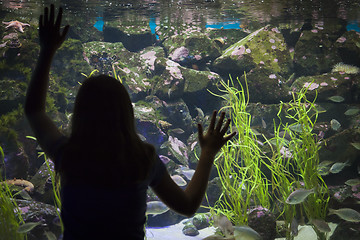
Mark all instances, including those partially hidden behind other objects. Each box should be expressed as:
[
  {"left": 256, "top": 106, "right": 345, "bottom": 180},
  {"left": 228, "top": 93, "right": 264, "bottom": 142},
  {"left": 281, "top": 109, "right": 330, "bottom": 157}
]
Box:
[{"left": 53, "top": 137, "right": 167, "bottom": 240}]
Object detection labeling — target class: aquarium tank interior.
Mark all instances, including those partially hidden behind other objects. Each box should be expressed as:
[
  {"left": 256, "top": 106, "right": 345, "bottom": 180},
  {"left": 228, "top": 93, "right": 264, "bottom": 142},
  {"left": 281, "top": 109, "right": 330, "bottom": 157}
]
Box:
[{"left": 0, "top": 0, "right": 360, "bottom": 239}]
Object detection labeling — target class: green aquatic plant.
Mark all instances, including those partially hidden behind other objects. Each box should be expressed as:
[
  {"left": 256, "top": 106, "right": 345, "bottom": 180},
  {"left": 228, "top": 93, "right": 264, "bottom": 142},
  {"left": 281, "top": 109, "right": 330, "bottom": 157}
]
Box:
[
  {"left": 0, "top": 145, "right": 26, "bottom": 240},
  {"left": 209, "top": 75, "right": 271, "bottom": 225},
  {"left": 267, "top": 85, "right": 329, "bottom": 240}
]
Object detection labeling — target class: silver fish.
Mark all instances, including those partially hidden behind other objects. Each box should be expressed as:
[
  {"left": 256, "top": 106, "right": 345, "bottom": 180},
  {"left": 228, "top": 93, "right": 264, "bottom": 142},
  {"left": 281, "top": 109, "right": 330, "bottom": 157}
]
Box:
[
  {"left": 329, "top": 160, "right": 350, "bottom": 174},
  {"left": 327, "top": 95, "right": 345, "bottom": 103},
  {"left": 310, "top": 219, "right": 331, "bottom": 233},
  {"left": 171, "top": 175, "right": 187, "bottom": 186},
  {"left": 328, "top": 208, "right": 360, "bottom": 222},
  {"left": 350, "top": 142, "right": 360, "bottom": 150},
  {"left": 345, "top": 178, "right": 360, "bottom": 186},
  {"left": 233, "top": 225, "right": 262, "bottom": 240},
  {"left": 195, "top": 106, "right": 204, "bottom": 119},
  {"left": 213, "top": 215, "right": 234, "bottom": 237},
  {"left": 146, "top": 201, "right": 169, "bottom": 216},
  {"left": 290, "top": 217, "right": 299, "bottom": 236},
  {"left": 330, "top": 119, "right": 341, "bottom": 131},
  {"left": 285, "top": 188, "right": 315, "bottom": 204},
  {"left": 344, "top": 108, "right": 360, "bottom": 116}
]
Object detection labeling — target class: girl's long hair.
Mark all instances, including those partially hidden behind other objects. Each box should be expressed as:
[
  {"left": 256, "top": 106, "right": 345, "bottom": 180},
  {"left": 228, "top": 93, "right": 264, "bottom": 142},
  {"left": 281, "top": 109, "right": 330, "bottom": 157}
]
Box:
[{"left": 59, "top": 75, "right": 155, "bottom": 186}]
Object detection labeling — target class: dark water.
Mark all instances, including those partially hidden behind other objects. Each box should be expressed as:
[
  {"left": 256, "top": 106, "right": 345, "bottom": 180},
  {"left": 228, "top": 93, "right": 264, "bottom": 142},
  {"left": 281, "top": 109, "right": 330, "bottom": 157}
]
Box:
[{"left": 1, "top": 0, "right": 360, "bottom": 240}]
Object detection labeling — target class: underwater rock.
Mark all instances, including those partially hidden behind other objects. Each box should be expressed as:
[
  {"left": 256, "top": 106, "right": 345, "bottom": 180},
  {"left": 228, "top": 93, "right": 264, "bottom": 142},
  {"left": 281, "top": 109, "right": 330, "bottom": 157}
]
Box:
[
  {"left": 192, "top": 213, "right": 211, "bottom": 230},
  {"left": 161, "top": 26, "right": 221, "bottom": 67},
  {"left": 213, "top": 25, "right": 293, "bottom": 78},
  {"left": 152, "top": 57, "right": 185, "bottom": 100},
  {"left": 182, "top": 222, "right": 199, "bottom": 236},
  {"left": 334, "top": 30, "right": 360, "bottom": 67},
  {"left": 329, "top": 221, "right": 360, "bottom": 240},
  {"left": 247, "top": 206, "right": 277, "bottom": 240},
  {"left": 30, "top": 159, "right": 56, "bottom": 204},
  {"left": 239, "top": 67, "right": 291, "bottom": 104},
  {"left": 16, "top": 199, "right": 61, "bottom": 240},
  {"left": 291, "top": 72, "right": 359, "bottom": 103},
  {"left": 293, "top": 28, "right": 342, "bottom": 76},
  {"left": 206, "top": 28, "right": 249, "bottom": 50},
  {"left": 103, "top": 23, "right": 156, "bottom": 52}
]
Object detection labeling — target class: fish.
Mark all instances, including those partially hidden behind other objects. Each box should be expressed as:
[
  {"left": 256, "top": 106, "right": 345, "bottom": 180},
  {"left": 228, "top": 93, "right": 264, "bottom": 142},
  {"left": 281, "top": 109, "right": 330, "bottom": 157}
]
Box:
[
  {"left": 329, "top": 160, "right": 350, "bottom": 174},
  {"left": 345, "top": 178, "right": 360, "bottom": 186},
  {"left": 159, "top": 155, "right": 171, "bottom": 164},
  {"left": 327, "top": 95, "right": 345, "bottom": 103},
  {"left": 213, "top": 215, "right": 234, "bottom": 237},
  {"left": 317, "top": 160, "right": 334, "bottom": 175},
  {"left": 194, "top": 106, "right": 205, "bottom": 119},
  {"left": 176, "top": 167, "right": 195, "bottom": 180},
  {"left": 344, "top": 108, "right": 360, "bottom": 116},
  {"left": 285, "top": 188, "right": 315, "bottom": 204},
  {"left": 261, "top": 118, "right": 267, "bottom": 129},
  {"left": 168, "top": 128, "right": 185, "bottom": 134},
  {"left": 350, "top": 142, "right": 360, "bottom": 150},
  {"left": 330, "top": 119, "right": 341, "bottom": 131},
  {"left": 146, "top": 201, "right": 169, "bottom": 216},
  {"left": 328, "top": 208, "right": 360, "bottom": 222},
  {"left": 171, "top": 175, "right": 187, "bottom": 186},
  {"left": 17, "top": 222, "right": 42, "bottom": 233},
  {"left": 233, "top": 225, "right": 262, "bottom": 240},
  {"left": 44, "top": 231, "right": 57, "bottom": 240},
  {"left": 310, "top": 219, "right": 331, "bottom": 233},
  {"left": 289, "top": 124, "right": 303, "bottom": 133},
  {"left": 137, "top": 133, "right": 146, "bottom": 141}
]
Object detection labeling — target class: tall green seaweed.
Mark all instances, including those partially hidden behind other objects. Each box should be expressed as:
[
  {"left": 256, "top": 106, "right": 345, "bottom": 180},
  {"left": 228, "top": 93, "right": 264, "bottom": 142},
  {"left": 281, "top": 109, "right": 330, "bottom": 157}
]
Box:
[
  {"left": 209, "top": 75, "right": 271, "bottom": 225},
  {"left": 268, "top": 85, "right": 329, "bottom": 239},
  {"left": 209, "top": 76, "right": 329, "bottom": 239}
]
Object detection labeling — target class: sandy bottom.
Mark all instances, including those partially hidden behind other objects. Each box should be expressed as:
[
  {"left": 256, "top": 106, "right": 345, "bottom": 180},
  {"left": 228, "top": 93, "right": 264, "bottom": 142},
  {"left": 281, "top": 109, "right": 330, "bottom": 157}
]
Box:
[
  {"left": 146, "top": 223, "right": 216, "bottom": 240},
  {"left": 146, "top": 222, "right": 337, "bottom": 240}
]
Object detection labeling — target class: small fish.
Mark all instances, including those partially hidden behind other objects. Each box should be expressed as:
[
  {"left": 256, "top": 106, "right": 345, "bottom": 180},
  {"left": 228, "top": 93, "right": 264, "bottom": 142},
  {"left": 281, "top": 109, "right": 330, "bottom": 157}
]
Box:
[
  {"left": 17, "top": 222, "right": 42, "bottom": 233},
  {"left": 177, "top": 167, "right": 195, "bottom": 180},
  {"left": 137, "top": 133, "right": 146, "bottom": 141},
  {"left": 327, "top": 95, "right": 345, "bottom": 103},
  {"left": 328, "top": 208, "right": 360, "bottom": 222},
  {"left": 317, "top": 161, "right": 334, "bottom": 176},
  {"left": 169, "top": 128, "right": 185, "bottom": 134},
  {"left": 330, "top": 119, "right": 341, "bottom": 131},
  {"left": 171, "top": 175, "right": 187, "bottom": 186},
  {"left": 18, "top": 189, "right": 32, "bottom": 200},
  {"left": 233, "top": 225, "right": 262, "bottom": 240},
  {"left": 350, "top": 142, "right": 360, "bottom": 150},
  {"left": 289, "top": 124, "right": 303, "bottom": 133},
  {"left": 167, "top": 88, "right": 172, "bottom": 98},
  {"left": 213, "top": 215, "right": 234, "bottom": 237},
  {"left": 194, "top": 106, "right": 204, "bottom": 119},
  {"left": 159, "top": 155, "right": 171, "bottom": 164},
  {"left": 146, "top": 201, "right": 169, "bottom": 216},
  {"left": 261, "top": 118, "right": 267, "bottom": 129},
  {"left": 285, "top": 188, "right": 315, "bottom": 204},
  {"left": 290, "top": 217, "right": 299, "bottom": 236},
  {"left": 44, "top": 231, "right": 57, "bottom": 240},
  {"left": 310, "top": 219, "right": 331, "bottom": 233},
  {"left": 345, "top": 178, "right": 360, "bottom": 186},
  {"left": 344, "top": 108, "right": 360, "bottom": 116},
  {"left": 329, "top": 160, "right": 350, "bottom": 174}
]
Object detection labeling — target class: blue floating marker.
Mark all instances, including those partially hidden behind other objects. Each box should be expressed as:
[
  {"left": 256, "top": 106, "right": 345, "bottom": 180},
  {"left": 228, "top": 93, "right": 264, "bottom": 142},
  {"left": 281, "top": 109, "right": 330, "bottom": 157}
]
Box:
[
  {"left": 149, "top": 16, "right": 159, "bottom": 40},
  {"left": 94, "top": 17, "right": 104, "bottom": 32},
  {"left": 206, "top": 21, "right": 241, "bottom": 29},
  {"left": 346, "top": 20, "right": 360, "bottom": 32}
]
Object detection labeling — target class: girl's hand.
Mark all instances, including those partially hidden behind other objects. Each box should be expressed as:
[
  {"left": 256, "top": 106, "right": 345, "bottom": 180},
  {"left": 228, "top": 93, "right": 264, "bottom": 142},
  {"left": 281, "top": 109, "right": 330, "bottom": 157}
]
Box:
[
  {"left": 197, "top": 111, "right": 236, "bottom": 157},
  {"left": 39, "top": 4, "right": 69, "bottom": 53}
]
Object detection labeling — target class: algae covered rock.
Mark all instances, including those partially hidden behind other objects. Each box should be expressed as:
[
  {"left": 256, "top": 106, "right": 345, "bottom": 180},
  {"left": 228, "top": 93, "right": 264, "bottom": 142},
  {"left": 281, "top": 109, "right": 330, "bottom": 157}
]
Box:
[
  {"left": 213, "top": 25, "right": 293, "bottom": 78},
  {"left": 334, "top": 30, "right": 360, "bottom": 67},
  {"left": 291, "top": 72, "right": 359, "bottom": 103},
  {"left": 294, "top": 29, "right": 341, "bottom": 76}
]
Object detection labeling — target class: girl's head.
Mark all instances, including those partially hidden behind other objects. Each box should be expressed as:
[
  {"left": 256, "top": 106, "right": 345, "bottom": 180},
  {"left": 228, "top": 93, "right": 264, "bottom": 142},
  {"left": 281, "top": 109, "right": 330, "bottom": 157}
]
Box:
[
  {"left": 71, "top": 74, "right": 135, "bottom": 142},
  {"left": 61, "top": 75, "right": 154, "bottom": 184}
]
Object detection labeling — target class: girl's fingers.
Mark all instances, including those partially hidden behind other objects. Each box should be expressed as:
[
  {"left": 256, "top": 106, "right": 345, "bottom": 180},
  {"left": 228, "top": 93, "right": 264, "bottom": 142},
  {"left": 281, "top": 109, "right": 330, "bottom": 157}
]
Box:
[
  {"left": 215, "top": 112, "right": 225, "bottom": 132},
  {"left": 44, "top": 7, "right": 48, "bottom": 24}
]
